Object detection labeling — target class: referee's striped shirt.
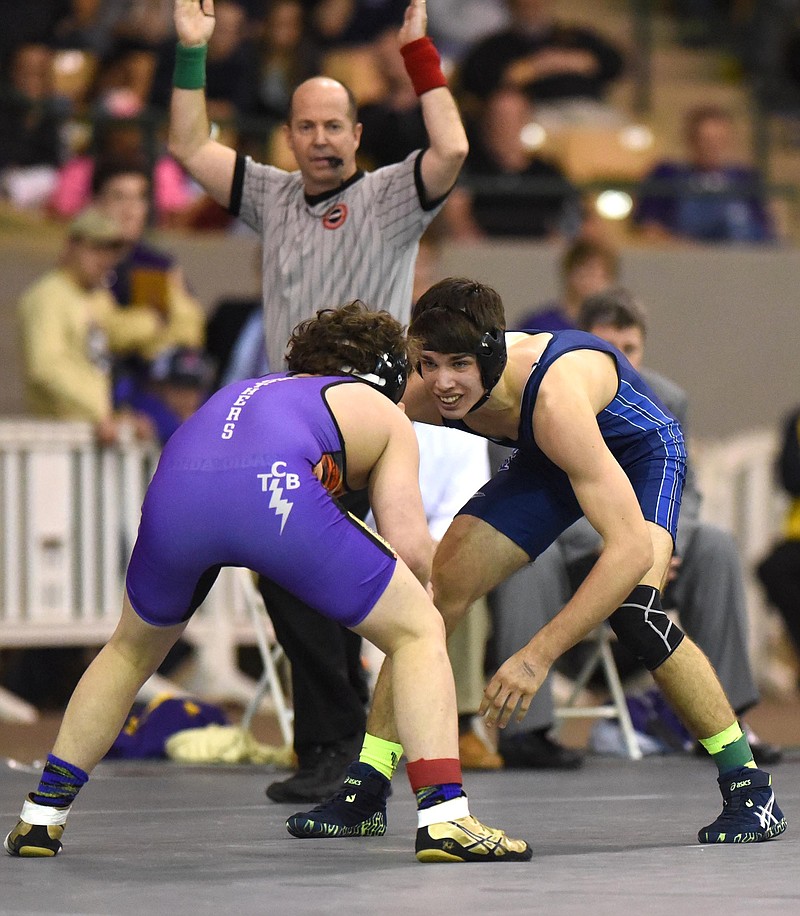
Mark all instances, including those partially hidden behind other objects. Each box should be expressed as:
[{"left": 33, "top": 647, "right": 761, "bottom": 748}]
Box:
[{"left": 230, "top": 150, "right": 444, "bottom": 372}]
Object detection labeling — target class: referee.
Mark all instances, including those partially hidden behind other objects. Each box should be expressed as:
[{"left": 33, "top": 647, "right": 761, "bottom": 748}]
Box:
[{"left": 169, "top": 0, "right": 468, "bottom": 802}]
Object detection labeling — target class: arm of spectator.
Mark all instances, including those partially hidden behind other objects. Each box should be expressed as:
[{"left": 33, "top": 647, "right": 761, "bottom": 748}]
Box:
[
  {"left": 503, "top": 48, "right": 601, "bottom": 89},
  {"left": 99, "top": 298, "right": 165, "bottom": 355},
  {"left": 160, "top": 266, "right": 206, "bottom": 350},
  {"left": 399, "top": 0, "right": 468, "bottom": 202},
  {"left": 169, "top": 0, "right": 238, "bottom": 208}
]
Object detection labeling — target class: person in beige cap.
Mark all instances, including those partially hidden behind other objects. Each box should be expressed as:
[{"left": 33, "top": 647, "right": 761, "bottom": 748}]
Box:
[{"left": 17, "top": 208, "right": 172, "bottom": 444}]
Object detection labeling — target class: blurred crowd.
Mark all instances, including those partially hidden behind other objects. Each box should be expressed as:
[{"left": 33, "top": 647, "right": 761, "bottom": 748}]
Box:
[{"left": 0, "top": 0, "right": 787, "bottom": 246}]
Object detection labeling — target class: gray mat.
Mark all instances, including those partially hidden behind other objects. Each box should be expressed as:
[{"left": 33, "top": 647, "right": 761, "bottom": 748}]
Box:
[{"left": 1, "top": 755, "right": 799, "bottom": 915}]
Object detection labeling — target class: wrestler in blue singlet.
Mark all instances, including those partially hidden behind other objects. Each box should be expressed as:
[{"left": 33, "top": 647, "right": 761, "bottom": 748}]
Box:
[
  {"left": 445, "top": 330, "right": 687, "bottom": 559},
  {"left": 126, "top": 374, "right": 397, "bottom": 628}
]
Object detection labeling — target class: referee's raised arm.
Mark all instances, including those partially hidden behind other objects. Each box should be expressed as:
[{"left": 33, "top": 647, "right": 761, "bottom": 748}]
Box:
[
  {"left": 168, "top": 0, "right": 237, "bottom": 208},
  {"left": 398, "top": 0, "right": 469, "bottom": 202}
]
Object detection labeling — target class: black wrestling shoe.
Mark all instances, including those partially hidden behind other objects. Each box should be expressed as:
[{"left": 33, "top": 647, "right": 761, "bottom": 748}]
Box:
[
  {"left": 266, "top": 734, "right": 361, "bottom": 804},
  {"left": 286, "top": 762, "right": 389, "bottom": 838},
  {"left": 499, "top": 729, "right": 583, "bottom": 770},
  {"left": 698, "top": 766, "right": 787, "bottom": 844}
]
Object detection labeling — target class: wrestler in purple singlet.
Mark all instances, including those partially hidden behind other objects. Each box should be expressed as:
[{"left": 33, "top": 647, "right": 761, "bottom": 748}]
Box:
[{"left": 126, "top": 373, "right": 396, "bottom": 628}]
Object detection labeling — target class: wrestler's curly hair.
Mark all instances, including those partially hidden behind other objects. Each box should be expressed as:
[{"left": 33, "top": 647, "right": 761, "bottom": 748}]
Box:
[{"left": 286, "top": 300, "right": 417, "bottom": 375}]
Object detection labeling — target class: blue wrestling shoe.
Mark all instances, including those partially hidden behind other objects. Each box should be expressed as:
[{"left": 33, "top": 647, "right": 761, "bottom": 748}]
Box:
[
  {"left": 698, "top": 766, "right": 787, "bottom": 844},
  {"left": 286, "top": 762, "right": 389, "bottom": 838}
]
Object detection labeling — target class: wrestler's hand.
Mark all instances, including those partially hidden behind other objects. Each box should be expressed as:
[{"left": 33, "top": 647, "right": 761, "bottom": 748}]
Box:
[
  {"left": 479, "top": 644, "right": 552, "bottom": 729},
  {"left": 174, "top": 0, "right": 216, "bottom": 47}
]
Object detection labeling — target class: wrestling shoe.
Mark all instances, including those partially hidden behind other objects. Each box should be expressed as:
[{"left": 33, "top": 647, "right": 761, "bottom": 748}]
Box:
[
  {"left": 286, "top": 762, "right": 389, "bottom": 838},
  {"left": 698, "top": 766, "right": 787, "bottom": 844},
  {"left": 415, "top": 815, "right": 533, "bottom": 863},
  {"left": 4, "top": 796, "right": 70, "bottom": 857}
]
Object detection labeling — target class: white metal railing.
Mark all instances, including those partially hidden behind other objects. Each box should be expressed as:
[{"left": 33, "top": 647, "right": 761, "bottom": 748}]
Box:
[{"left": 0, "top": 419, "right": 289, "bottom": 734}]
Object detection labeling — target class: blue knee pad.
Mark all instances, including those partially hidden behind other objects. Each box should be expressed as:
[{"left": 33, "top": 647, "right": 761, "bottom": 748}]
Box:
[{"left": 608, "top": 585, "right": 684, "bottom": 671}]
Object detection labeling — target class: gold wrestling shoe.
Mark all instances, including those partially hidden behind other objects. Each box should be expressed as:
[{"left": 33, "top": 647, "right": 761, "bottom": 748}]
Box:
[
  {"left": 4, "top": 820, "right": 64, "bottom": 857},
  {"left": 4, "top": 796, "right": 70, "bottom": 857},
  {"left": 415, "top": 815, "right": 532, "bottom": 863}
]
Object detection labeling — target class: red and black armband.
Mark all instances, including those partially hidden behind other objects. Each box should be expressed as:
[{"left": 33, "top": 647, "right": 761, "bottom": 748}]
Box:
[{"left": 400, "top": 36, "right": 447, "bottom": 97}]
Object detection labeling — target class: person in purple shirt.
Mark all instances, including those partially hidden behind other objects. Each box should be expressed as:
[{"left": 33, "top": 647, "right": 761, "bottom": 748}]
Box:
[
  {"left": 515, "top": 237, "right": 619, "bottom": 332},
  {"left": 633, "top": 104, "right": 776, "bottom": 244}
]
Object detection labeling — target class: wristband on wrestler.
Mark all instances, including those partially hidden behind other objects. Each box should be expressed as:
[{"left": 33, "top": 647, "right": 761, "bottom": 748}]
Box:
[
  {"left": 400, "top": 36, "right": 447, "bottom": 96},
  {"left": 173, "top": 43, "right": 207, "bottom": 90}
]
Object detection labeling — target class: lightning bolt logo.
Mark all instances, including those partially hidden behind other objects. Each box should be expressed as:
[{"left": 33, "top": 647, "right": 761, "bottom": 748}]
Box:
[{"left": 269, "top": 478, "right": 293, "bottom": 533}]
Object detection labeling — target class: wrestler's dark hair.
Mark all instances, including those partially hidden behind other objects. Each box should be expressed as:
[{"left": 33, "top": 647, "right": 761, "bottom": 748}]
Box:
[
  {"left": 286, "top": 301, "right": 416, "bottom": 399},
  {"left": 409, "top": 277, "right": 506, "bottom": 355}
]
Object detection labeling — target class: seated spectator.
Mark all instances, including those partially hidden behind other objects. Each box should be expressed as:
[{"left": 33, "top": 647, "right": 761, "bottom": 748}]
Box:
[
  {"left": 633, "top": 104, "right": 777, "bottom": 244},
  {"left": 0, "top": 43, "right": 68, "bottom": 210},
  {"left": 89, "top": 156, "right": 205, "bottom": 385},
  {"left": 49, "top": 0, "right": 129, "bottom": 58},
  {"left": 757, "top": 406, "right": 800, "bottom": 675},
  {"left": 117, "top": 345, "right": 215, "bottom": 445},
  {"left": 441, "top": 89, "right": 578, "bottom": 241},
  {"left": 426, "top": 0, "right": 509, "bottom": 67},
  {"left": 16, "top": 208, "right": 164, "bottom": 445},
  {"left": 457, "top": 0, "right": 626, "bottom": 130},
  {"left": 241, "top": 0, "right": 321, "bottom": 124},
  {"left": 310, "top": 0, "right": 406, "bottom": 48},
  {"left": 49, "top": 88, "right": 197, "bottom": 225},
  {"left": 515, "top": 236, "right": 618, "bottom": 330}
]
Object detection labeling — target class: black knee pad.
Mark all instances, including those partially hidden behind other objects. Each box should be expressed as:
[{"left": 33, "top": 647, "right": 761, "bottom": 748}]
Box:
[{"left": 608, "top": 584, "right": 684, "bottom": 671}]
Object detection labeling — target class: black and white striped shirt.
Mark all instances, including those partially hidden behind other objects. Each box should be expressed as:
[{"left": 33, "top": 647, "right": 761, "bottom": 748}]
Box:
[{"left": 230, "top": 150, "right": 443, "bottom": 372}]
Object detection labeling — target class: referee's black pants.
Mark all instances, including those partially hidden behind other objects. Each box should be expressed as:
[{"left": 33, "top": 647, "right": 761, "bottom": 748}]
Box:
[{"left": 257, "top": 489, "right": 371, "bottom": 757}]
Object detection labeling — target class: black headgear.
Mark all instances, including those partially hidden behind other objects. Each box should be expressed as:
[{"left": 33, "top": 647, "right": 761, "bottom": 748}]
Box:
[
  {"left": 466, "top": 327, "right": 507, "bottom": 412},
  {"left": 347, "top": 350, "right": 409, "bottom": 404}
]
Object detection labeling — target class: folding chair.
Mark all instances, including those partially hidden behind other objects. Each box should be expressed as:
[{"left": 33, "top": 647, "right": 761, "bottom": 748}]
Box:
[
  {"left": 554, "top": 624, "right": 642, "bottom": 760},
  {"left": 235, "top": 570, "right": 294, "bottom": 745}
]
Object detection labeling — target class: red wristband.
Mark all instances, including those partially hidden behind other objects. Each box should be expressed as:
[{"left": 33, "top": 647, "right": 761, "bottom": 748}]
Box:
[{"left": 400, "top": 36, "right": 447, "bottom": 97}]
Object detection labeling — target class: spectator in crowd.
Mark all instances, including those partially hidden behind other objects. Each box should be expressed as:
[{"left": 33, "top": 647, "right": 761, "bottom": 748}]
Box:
[
  {"left": 91, "top": 157, "right": 205, "bottom": 359},
  {"left": 49, "top": 0, "right": 130, "bottom": 58},
  {"left": 121, "top": 345, "right": 215, "bottom": 445},
  {"left": 49, "top": 89, "right": 197, "bottom": 225},
  {"left": 633, "top": 104, "right": 777, "bottom": 244},
  {"left": 441, "top": 89, "right": 578, "bottom": 241},
  {"left": 515, "top": 236, "right": 618, "bottom": 331},
  {"left": 457, "top": 0, "right": 626, "bottom": 129},
  {"left": 426, "top": 0, "right": 508, "bottom": 66},
  {"left": 758, "top": 406, "right": 800, "bottom": 673},
  {"left": 310, "top": 0, "right": 406, "bottom": 48},
  {"left": 0, "top": 43, "right": 68, "bottom": 210},
  {"left": 490, "top": 288, "right": 781, "bottom": 767},
  {"left": 241, "top": 0, "right": 321, "bottom": 123},
  {"left": 17, "top": 208, "right": 165, "bottom": 445}
]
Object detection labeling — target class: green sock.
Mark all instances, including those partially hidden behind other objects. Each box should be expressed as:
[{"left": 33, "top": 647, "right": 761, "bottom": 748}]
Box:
[
  {"left": 699, "top": 721, "right": 756, "bottom": 775},
  {"left": 359, "top": 733, "right": 403, "bottom": 780}
]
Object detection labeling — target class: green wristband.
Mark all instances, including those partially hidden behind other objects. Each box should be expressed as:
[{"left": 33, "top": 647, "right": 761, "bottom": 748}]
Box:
[{"left": 173, "top": 43, "right": 207, "bottom": 90}]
